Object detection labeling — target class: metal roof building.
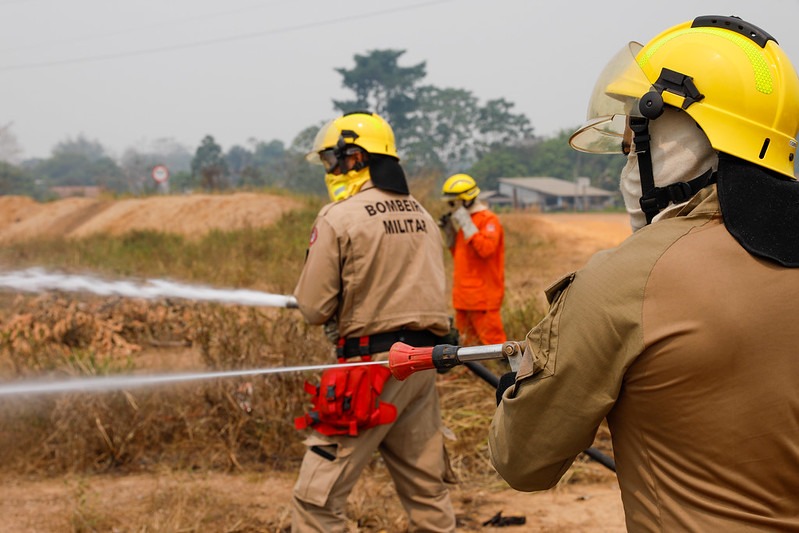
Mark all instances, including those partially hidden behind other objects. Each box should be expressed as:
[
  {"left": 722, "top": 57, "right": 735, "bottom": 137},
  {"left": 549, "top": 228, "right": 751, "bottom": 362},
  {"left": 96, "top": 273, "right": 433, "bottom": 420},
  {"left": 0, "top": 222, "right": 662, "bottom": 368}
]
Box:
[{"left": 487, "top": 177, "right": 616, "bottom": 211}]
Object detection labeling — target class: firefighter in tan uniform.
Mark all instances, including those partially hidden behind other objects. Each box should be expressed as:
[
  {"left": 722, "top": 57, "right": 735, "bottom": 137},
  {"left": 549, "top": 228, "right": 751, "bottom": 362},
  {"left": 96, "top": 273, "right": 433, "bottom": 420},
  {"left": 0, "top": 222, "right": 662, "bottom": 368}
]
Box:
[
  {"left": 292, "top": 111, "right": 456, "bottom": 532},
  {"left": 490, "top": 15, "right": 799, "bottom": 531}
]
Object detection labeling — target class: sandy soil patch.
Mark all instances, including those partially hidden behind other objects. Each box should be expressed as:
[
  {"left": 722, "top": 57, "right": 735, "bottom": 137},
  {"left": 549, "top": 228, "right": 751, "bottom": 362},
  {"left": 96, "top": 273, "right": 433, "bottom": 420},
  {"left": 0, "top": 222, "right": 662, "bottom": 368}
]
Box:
[
  {"left": 0, "top": 193, "right": 302, "bottom": 242},
  {"left": 1, "top": 471, "right": 624, "bottom": 532}
]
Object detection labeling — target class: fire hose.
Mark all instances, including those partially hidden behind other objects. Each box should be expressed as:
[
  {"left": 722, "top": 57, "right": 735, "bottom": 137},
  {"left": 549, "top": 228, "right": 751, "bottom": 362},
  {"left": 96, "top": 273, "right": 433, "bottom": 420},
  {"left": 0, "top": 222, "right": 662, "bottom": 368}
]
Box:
[{"left": 388, "top": 341, "right": 617, "bottom": 473}]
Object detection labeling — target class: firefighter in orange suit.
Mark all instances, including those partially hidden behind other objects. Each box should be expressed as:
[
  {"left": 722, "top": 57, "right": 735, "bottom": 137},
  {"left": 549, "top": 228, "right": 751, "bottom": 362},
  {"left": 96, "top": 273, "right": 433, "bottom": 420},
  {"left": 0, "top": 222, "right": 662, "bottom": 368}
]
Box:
[
  {"left": 490, "top": 15, "right": 799, "bottom": 531},
  {"left": 291, "top": 111, "right": 456, "bottom": 532},
  {"left": 439, "top": 174, "right": 506, "bottom": 345}
]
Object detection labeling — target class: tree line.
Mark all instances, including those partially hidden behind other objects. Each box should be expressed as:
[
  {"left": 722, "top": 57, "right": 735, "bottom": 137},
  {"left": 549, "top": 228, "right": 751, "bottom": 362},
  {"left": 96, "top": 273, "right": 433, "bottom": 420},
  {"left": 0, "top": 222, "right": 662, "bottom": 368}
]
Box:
[{"left": 0, "top": 49, "right": 625, "bottom": 200}]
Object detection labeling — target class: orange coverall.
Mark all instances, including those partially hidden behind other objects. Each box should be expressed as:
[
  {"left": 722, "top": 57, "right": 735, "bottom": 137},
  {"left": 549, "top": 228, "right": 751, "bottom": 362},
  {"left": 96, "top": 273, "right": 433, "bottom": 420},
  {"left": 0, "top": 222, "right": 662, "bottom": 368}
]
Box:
[{"left": 450, "top": 206, "right": 506, "bottom": 345}]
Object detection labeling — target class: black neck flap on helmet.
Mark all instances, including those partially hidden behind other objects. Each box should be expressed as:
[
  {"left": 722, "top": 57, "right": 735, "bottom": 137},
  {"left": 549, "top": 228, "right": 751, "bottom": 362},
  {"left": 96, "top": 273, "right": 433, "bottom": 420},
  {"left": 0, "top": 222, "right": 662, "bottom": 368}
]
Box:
[
  {"left": 633, "top": 15, "right": 775, "bottom": 225},
  {"left": 717, "top": 155, "right": 799, "bottom": 267},
  {"left": 369, "top": 154, "right": 409, "bottom": 195}
]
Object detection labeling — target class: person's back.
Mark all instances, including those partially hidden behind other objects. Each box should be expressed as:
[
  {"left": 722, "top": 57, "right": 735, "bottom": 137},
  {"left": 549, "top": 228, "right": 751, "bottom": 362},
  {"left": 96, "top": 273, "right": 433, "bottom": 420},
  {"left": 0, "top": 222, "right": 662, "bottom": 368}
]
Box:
[
  {"left": 575, "top": 179, "right": 799, "bottom": 529},
  {"left": 489, "top": 14, "right": 799, "bottom": 532},
  {"left": 296, "top": 185, "right": 449, "bottom": 338}
]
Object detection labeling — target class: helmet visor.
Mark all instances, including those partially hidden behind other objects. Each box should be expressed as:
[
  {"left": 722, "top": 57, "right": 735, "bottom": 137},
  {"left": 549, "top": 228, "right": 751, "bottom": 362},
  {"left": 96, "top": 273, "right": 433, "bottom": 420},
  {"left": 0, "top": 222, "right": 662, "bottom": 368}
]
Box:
[
  {"left": 318, "top": 148, "right": 339, "bottom": 173},
  {"left": 569, "top": 42, "right": 650, "bottom": 154}
]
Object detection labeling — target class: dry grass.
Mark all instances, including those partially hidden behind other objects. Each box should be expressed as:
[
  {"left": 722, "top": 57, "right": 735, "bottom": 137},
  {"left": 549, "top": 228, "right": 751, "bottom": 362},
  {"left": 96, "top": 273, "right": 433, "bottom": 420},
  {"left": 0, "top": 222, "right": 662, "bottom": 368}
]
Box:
[{"left": 0, "top": 185, "right": 628, "bottom": 529}]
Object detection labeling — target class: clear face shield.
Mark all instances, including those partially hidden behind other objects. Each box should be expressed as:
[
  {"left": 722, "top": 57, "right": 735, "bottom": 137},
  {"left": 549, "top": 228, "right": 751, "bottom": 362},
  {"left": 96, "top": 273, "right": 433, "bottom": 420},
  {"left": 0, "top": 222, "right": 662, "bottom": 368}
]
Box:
[{"left": 569, "top": 42, "right": 652, "bottom": 154}]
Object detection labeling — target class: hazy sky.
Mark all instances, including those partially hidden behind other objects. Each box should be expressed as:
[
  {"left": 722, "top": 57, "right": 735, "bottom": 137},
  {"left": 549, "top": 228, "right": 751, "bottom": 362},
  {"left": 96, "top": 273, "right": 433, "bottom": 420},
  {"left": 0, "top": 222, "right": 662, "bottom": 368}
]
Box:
[{"left": 4, "top": 0, "right": 799, "bottom": 160}]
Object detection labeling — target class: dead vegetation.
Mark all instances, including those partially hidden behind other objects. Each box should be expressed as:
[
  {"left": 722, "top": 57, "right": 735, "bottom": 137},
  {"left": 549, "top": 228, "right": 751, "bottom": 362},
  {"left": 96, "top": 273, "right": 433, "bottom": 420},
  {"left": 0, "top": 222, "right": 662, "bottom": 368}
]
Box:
[
  {"left": 0, "top": 294, "right": 617, "bottom": 532},
  {"left": 0, "top": 189, "right": 631, "bottom": 531}
]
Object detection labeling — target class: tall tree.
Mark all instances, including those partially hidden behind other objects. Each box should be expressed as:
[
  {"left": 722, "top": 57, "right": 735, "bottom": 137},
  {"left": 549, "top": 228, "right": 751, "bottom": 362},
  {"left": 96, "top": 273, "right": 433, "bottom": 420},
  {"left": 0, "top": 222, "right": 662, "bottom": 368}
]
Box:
[
  {"left": 52, "top": 134, "right": 108, "bottom": 162},
  {"left": 0, "top": 161, "right": 37, "bottom": 196},
  {"left": 191, "top": 135, "right": 228, "bottom": 191},
  {"left": 405, "top": 86, "right": 480, "bottom": 171},
  {"left": 332, "top": 49, "right": 534, "bottom": 173},
  {"left": 250, "top": 139, "right": 289, "bottom": 187},
  {"left": 32, "top": 151, "right": 126, "bottom": 192},
  {"left": 477, "top": 98, "right": 534, "bottom": 149},
  {"left": 333, "top": 49, "right": 426, "bottom": 140},
  {"left": 469, "top": 128, "right": 625, "bottom": 194},
  {"left": 402, "top": 88, "right": 533, "bottom": 173},
  {"left": 225, "top": 144, "right": 253, "bottom": 187}
]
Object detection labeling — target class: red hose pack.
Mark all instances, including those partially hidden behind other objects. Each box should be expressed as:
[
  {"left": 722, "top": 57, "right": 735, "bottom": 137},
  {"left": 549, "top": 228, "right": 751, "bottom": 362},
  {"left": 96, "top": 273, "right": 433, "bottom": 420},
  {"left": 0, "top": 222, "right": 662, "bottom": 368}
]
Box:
[{"left": 294, "top": 359, "right": 397, "bottom": 437}]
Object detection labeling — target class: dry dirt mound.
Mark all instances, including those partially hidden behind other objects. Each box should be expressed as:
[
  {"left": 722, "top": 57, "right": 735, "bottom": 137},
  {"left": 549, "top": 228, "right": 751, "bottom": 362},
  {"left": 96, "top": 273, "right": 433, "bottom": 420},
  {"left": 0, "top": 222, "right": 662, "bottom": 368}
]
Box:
[{"left": 0, "top": 193, "right": 302, "bottom": 242}]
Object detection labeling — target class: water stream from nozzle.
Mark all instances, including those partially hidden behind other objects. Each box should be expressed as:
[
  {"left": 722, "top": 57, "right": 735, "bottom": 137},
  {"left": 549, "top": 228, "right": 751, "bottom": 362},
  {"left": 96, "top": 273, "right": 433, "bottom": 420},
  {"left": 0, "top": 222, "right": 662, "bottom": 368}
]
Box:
[
  {"left": 0, "top": 360, "right": 388, "bottom": 397},
  {"left": 0, "top": 267, "right": 297, "bottom": 307}
]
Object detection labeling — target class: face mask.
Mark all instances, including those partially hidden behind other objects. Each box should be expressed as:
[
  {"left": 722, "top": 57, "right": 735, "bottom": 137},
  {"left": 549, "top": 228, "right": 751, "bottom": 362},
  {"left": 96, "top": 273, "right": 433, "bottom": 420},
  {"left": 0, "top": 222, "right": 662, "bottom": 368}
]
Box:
[
  {"left": 324, "top": 166, "right": 371, "bottom": 202},
  {"left": 620, "top": 108, "right": 719, "bottom": 232},
  {"left": 620, "top": 151, "right": 647, "bottom": 232}
]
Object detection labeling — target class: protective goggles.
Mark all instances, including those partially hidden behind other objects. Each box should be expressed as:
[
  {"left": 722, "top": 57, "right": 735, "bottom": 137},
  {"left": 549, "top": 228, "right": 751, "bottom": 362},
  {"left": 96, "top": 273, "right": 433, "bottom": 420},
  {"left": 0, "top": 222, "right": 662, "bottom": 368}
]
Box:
[{"left": 318, "top": 146, "right": 365, "bottom": 174}]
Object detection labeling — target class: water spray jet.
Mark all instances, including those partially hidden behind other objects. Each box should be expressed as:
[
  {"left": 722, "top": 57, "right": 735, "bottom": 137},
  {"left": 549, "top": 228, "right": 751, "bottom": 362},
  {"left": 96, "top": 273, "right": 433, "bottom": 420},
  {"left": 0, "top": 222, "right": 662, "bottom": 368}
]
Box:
[
  {"left": 0, "top": 267, "right": 298, "bottom": 308},
  {"left": 0, "top": 360, "right": 387, "bottom": 397}
]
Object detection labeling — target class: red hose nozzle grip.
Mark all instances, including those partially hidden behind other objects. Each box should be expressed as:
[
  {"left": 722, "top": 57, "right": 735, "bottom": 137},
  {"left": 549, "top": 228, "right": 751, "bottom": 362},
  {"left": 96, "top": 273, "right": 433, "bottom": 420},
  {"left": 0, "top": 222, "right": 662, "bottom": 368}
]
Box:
[
  {"left": 389, "top": 342, "right": 462, "bottom": 380},
  {"left": 389, "top": 342, "right": 435, "bottom": 380}
]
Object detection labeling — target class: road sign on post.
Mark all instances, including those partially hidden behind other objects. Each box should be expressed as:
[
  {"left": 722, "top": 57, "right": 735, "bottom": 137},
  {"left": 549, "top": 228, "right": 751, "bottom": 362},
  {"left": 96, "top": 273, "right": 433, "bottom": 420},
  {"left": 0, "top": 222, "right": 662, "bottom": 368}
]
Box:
[
  {"left": 151, "top": 165, "right": 170, "bottom": 193},
  {"left": 152, "top": 165, "right": 169, "bottom": 183}
]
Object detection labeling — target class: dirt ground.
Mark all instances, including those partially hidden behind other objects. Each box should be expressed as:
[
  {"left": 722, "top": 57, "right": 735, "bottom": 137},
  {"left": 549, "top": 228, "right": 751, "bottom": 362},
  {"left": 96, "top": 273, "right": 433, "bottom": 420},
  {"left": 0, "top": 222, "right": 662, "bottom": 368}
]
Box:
[
  {"left": 2, "top": 471, "right": 625, "bottom": 532},
  {"left": 0, "top": 193, "right": 301, "bottom": 241},
  {"left": 0, "top": 194, "right": 633, "bottom": 532}
]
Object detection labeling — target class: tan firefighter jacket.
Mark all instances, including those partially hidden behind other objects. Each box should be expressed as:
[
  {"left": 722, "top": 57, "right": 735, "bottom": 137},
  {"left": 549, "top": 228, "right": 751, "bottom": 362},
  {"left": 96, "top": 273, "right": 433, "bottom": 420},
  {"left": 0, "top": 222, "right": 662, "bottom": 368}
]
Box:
[
  {"left": 490, "top": 185, "right": 799, "bottom": 531},
  {"left": 294, "top": 183, "right": 450, "bottom": 340}
]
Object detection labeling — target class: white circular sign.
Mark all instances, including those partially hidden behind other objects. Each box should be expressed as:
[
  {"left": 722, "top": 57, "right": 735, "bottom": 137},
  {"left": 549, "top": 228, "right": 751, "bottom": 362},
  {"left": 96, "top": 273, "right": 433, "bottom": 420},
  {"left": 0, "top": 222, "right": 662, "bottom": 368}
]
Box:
[{"left": 151, "top": 165, "right": 170, "bottom": 184}]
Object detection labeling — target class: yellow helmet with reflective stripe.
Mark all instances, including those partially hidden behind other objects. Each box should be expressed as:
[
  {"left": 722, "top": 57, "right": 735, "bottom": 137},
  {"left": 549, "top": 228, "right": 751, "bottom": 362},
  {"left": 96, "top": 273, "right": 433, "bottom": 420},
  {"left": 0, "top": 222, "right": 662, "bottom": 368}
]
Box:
[
  {"left": 442, "top": 173, "right": 481, "bottom": 202},
  {"left": 570, "top": 15, "right": 799, "bottom": 178}
]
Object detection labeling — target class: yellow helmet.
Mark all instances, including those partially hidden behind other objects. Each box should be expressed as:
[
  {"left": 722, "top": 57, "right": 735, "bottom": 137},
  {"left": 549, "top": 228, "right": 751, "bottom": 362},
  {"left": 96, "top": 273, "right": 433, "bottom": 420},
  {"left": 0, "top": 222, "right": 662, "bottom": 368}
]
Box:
[
  {"left": 570, "top": 15, "right": 799, "bottom": 179},
  {"left": 308, "top": 111, "right": 398, "bottom": 162},
  {"left": 442, "top": 173, "right": 481, "bottom": 202},
  {"left": 307, "top": 111, "right": 399, "bottom": 202}
]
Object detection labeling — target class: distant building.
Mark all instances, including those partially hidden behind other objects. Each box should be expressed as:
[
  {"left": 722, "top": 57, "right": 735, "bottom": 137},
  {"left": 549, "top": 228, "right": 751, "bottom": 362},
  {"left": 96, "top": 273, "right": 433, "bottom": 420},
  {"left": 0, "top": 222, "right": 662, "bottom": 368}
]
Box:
[
  {"left": 476, "top": 190, "right": 513, "bottom": 209},
  {"left": 485, "top": 177, "right": 615, "bottom": 211}
]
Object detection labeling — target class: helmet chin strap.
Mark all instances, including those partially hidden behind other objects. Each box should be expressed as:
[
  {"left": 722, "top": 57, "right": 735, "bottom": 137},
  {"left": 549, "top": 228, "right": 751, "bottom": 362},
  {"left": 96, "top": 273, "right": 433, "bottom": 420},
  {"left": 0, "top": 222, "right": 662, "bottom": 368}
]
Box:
[
  {"left": 629, "top": 117, "right": 658, "bottom": 224},
  {"left": 629, "top": 116, "right": 716, "bottom": 225},
  {"left": 630, "top": 67, "right": 711, "bottom": 225}
]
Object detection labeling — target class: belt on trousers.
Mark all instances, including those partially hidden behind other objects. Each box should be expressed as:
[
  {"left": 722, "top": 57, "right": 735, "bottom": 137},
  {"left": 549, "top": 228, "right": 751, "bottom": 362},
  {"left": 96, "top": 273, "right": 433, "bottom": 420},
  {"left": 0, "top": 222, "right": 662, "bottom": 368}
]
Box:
[{"left": 336, "top": 329, "right": 440, "bottom": 359}]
